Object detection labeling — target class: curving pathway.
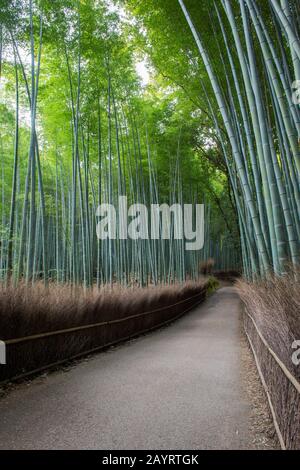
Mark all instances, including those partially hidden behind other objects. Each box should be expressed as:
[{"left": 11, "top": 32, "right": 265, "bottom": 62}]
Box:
[{"left": 0, "top": 287, "right": 262, "bottom": 449}]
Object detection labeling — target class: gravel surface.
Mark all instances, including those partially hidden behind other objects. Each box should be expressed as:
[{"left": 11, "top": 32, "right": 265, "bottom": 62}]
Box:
[{"left": 240, "top": 325, "right": 279, "bottom": 449}]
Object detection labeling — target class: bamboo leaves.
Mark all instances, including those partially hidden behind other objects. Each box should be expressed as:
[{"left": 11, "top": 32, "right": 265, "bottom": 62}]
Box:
[{"left": 179, "top": 0, "right": 300, "bottom": 276}]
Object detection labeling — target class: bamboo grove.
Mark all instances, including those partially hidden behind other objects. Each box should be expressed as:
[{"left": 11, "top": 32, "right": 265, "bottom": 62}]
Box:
[
  {"left": 0, "top": 0, "right": 240, "bottom": 287},
  {"left": 177, "top": 0, "right": 300, "bottom": 278}
]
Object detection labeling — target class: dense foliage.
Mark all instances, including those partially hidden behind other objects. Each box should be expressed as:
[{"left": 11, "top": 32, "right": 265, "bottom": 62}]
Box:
[
  {"left": 126, "top": 0, "right": 300, "bottom": 278},
  {"left": 0, "top": 0, "right": 240, "bottom": 286}
]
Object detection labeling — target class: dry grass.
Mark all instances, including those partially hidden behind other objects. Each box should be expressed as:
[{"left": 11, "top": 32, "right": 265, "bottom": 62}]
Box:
[
  {"left": 237, "top": 270, "right": 300, "bottom": 449},
  {"left": 0, "top": 278, "right": 217, "bottom": 382},
  {"left": 237, "top": 271, "right": 300, "bottom": 379}
]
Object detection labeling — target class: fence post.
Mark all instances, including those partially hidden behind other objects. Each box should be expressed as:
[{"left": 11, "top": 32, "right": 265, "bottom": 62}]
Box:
[{"left": 0, "top": 341, "right": 6, "bottom": 365}]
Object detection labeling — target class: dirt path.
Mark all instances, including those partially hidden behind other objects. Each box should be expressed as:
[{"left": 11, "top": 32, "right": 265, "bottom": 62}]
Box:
[{"left": 0, "top": 287, "right": 277, "bottom": 449}]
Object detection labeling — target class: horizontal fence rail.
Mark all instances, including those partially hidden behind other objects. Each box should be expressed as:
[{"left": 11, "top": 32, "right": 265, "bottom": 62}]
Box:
[
  {"left": 244, "top": 307, "right": 300, "bottom": 450},
  {"left": 245, "top": 309, "right": 300, "bottom": 394},
  {"left": 0, "top": 288, "right": 209, "bottom": 385},
  {"left": 4, "top": 290, "right": 206, "bottom": 346}
]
